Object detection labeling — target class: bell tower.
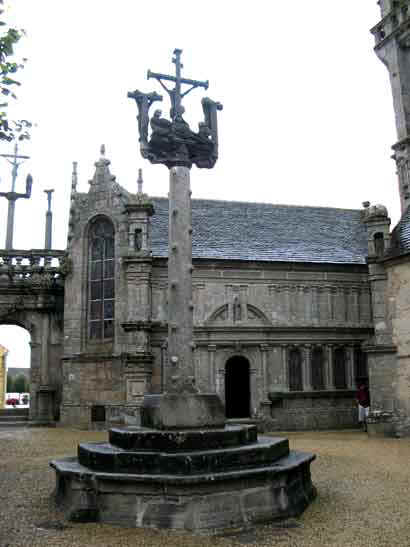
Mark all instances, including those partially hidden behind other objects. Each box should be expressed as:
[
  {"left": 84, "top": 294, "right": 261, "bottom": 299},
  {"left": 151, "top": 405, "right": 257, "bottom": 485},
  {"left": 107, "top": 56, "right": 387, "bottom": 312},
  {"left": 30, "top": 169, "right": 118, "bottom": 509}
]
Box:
[{"left": 371, "top": 0, "right": 410, "bottom": 212}]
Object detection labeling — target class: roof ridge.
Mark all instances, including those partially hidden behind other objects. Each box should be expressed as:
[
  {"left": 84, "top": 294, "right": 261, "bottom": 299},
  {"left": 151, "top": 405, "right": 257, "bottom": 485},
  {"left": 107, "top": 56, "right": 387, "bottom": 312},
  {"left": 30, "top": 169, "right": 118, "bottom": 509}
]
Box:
[{"left": 150, "top": 195, "right": 362, "bottom": 213}]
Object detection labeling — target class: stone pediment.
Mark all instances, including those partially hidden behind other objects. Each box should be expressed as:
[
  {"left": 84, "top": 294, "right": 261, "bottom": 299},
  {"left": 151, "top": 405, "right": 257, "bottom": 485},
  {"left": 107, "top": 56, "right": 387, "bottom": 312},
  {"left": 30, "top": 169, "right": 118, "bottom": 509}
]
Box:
[{"left": 205, "top": 303, "right": 271, "bottom": 326}]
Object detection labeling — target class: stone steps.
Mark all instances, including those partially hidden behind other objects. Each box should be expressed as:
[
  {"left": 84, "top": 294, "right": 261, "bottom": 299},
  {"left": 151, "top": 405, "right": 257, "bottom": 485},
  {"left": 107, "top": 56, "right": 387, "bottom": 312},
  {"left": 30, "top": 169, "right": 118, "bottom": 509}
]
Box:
[
  {"left": 0, "top": 408, "right": 29, "bottom": 427},
  {"left": 0, "top": 408, "right": 29, "bottom": 416}
]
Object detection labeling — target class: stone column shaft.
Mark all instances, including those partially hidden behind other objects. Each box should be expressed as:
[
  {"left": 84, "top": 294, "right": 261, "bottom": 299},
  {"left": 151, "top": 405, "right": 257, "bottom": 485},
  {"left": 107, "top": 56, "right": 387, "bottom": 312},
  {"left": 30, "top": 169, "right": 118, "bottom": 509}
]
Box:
[
  {"left": 167, "top": 166, "right": 194, "bottom": 392},
  {"left": 208, "top": 345, "right": 217, "bottom": 391},
  {"left": 45, "top": 211, "right": 52, "bottom": 249},
  {"left": 303, "top": 345, "right": 312, "bottom": 391},
  {"left": 5, "top": 198, "right": 16, "bottom": 250},
  {"left": 326, "top": 345, "right": 335, "bottom": 390},
  {"left": 347, "top": 345, "right": 355, "bottom": 390},
  {"left": 40, "top": 314, "right": 49, "bottom": 386},
  {"left": 281, "top": 345, "right": 289, "bottom": 391}
]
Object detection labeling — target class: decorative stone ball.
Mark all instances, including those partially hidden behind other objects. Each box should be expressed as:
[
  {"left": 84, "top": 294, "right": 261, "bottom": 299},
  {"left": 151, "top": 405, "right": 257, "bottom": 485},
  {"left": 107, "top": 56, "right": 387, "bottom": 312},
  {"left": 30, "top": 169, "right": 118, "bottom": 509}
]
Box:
[{"left": 367, "top": 204, "right": 388, "bottom": 218}]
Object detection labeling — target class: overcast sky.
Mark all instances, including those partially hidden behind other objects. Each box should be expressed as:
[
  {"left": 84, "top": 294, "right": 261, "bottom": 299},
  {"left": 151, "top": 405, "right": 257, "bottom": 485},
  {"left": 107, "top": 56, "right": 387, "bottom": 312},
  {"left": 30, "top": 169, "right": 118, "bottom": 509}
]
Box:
[{"left": 0, "top": 1, "right": 399, "bottom": 369}]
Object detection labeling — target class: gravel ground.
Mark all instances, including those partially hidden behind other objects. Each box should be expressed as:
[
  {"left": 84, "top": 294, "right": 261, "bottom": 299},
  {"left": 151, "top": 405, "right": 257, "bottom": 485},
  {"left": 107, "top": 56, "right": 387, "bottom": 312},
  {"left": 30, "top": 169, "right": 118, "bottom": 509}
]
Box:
[{"left": 0, "top": 428, "right": 409, "bottom": 547}]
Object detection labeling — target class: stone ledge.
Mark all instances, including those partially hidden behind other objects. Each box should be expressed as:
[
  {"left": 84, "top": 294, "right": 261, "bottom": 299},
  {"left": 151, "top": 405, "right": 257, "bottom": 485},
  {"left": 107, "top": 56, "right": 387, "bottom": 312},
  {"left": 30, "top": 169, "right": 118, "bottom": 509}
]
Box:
[
  {"left": 269, "top": 390, "right": 356, "bottom": 401},
  {"left": 50, "top": 450, "right": 316, "bottom": 533},
  {"left": 109, "top": 424, "right": 257, "bottom": 451},
  {"left": 51, "top": 449, "right": 315, "bottom": 485},
  {"left": 77, "top": 436, "right": 290, "bottom": 475}
]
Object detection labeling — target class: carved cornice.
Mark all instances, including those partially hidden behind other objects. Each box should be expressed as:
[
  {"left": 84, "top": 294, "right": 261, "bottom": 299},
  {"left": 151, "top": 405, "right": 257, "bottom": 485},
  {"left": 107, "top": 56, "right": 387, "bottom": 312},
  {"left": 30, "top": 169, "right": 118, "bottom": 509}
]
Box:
[
  {"left": 268, "top": 282, "right": 369, "bottom": 294},
  {"left": 124, "top": 200, "right": 155, "bottom": 217},
  {"left": 121, "top": 321, "right": 162, "bottom": 332},
  {"left": 362, "top": 344, "right": 397, "bottom": 354},
  {"left": 122, "top": 352, "right": 154, "bottom": 367}
]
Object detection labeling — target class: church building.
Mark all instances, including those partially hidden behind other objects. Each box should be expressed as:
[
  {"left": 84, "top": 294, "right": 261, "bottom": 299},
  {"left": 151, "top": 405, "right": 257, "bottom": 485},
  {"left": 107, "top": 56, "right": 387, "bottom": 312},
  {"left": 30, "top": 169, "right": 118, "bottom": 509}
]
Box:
[
  {"left": 60, "top": 155, "right": 374, "bottom": 430},
  {"left": 0, "top": 0, "right": 409, "bottom": 436}
]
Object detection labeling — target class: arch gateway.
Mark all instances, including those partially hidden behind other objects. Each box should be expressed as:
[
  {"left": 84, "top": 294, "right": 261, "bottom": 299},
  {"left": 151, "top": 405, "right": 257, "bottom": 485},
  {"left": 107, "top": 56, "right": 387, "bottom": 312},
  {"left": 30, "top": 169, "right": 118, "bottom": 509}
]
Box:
[{"left": 1, "top": 2, "right": 410, "bottom": 435}]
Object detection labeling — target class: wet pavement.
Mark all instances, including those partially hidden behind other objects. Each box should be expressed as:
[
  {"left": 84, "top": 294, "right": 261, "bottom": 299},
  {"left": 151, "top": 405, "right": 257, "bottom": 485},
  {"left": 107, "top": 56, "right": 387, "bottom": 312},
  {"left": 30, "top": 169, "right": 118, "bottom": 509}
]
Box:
[{"left": 0, "top": 427, "right": 409, "bottom": 547}]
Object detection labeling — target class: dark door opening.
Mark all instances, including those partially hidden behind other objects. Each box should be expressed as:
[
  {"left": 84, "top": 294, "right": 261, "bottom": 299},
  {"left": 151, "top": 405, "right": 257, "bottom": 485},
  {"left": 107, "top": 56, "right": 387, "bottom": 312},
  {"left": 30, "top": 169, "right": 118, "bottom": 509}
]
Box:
[{"left": 225, "top": 356, "right": 250, "bottom": 419}]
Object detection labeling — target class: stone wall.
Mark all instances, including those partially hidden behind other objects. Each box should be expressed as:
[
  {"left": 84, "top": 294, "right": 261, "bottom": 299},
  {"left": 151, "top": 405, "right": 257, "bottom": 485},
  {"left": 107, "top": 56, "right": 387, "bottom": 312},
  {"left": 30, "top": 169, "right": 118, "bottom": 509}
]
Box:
[
  {"left": 150, "top": 259, "right": 372, "bottom": 430},
  {"left": 0, "top": 344, "right": 7, "bottom": 408},
  {"left": 269, "top": 391, "right": 357, "bottom": 431},
  {"left": 386, "top": 258, "right": 410, "bottom": 435}
]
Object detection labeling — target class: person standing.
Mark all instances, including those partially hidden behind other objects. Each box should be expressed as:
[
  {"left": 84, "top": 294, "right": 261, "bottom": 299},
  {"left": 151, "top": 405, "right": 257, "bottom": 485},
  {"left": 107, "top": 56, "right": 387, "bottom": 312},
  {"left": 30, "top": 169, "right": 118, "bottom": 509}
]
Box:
[{"left": 356, "top": 383, "right": 370, "bottom": 432}]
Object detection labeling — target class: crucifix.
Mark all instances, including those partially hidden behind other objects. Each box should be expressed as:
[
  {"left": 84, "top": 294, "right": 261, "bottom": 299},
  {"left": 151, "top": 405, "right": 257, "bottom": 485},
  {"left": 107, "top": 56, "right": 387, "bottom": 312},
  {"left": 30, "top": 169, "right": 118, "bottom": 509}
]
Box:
[
  {"left": 0, "top": 143, "right": 33, "bottom": 249},
  {"left": 129, "top": 49, "right": 222, "bottom": 169},
  {"left": 147, "top": 48, "right": 209, "bottom": 121},
  {"left": 129, "top": 49, "right": 224, "bottom": 429}
]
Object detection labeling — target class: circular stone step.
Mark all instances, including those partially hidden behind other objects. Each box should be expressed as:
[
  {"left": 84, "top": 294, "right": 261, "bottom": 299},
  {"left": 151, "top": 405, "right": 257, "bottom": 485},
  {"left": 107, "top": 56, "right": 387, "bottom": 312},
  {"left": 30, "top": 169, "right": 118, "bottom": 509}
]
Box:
[
  {"left": 109, "top": 424, "right": 258, "bottom": 452},
  {"left": 78, "top": 436, "right": 290, "bottom": 475},
  {"left": 50, "top": 449, "right": 316, "bottom": 533}
]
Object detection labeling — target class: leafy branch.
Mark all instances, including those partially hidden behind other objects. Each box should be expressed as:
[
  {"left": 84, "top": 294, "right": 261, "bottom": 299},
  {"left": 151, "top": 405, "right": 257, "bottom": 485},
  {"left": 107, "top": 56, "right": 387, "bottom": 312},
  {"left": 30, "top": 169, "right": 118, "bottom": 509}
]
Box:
[{"left": 0, "top": 0, "right": 31, "bottom": 141}]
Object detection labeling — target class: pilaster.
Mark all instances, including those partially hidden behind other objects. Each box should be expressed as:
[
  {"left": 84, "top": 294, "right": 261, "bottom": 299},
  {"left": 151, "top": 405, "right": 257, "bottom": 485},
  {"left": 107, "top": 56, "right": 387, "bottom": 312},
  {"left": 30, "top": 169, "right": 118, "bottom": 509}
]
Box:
[
  {"left": 303, "top": 345, "right": 312, "bottom": 391},
  {"left": 326, "top": 344, "right": 335, "bottom": 390}
]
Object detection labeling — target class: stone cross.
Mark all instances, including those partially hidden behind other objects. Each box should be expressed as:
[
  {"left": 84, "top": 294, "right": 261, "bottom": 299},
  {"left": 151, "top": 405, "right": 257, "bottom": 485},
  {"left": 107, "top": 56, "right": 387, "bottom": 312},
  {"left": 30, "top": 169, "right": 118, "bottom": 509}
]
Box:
[
  {"left": 147, "top": 48, "right": 209, "bottom": 121},
  {"left": 0, "top": 144, "right": 32, "bottom": 249},
  {"left": 130, "top": 50, "right": 224, "bottom": 429}
]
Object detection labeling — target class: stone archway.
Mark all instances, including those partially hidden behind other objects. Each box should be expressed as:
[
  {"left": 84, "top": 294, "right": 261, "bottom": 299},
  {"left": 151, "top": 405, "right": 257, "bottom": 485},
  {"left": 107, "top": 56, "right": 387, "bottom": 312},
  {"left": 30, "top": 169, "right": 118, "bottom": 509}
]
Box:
[
  {"left": 225, "top": 355, "right": 250, "bottom": 419},
  {"left": 0, "top": 308, "right": 63, "bottom": 423},
  {"left": 0, "top": 324, "right": 31, "bottom": 408}
]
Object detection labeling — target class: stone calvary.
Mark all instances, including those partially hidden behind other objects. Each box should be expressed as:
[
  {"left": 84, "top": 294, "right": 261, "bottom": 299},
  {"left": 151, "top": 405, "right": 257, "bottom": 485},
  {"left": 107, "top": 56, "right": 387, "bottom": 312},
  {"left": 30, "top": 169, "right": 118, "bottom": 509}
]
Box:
[{"left": 50, "top": 49, "right": 316, "bottom": 534}]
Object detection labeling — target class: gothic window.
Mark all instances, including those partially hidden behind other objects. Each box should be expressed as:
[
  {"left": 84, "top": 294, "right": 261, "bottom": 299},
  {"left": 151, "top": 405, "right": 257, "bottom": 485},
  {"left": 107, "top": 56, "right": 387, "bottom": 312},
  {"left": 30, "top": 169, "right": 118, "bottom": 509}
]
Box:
[
  {"left": 354, "top": 347, "right": 368, "bottom": 383},
  {"left": 334, "top": 347, "right": 347, "bottom": 389},
  {"left": 289, "top": 348, "right": 302, "bottom": 391},
  {"left": 374, "top": 233, "right": 385, "bottom": 257},
  {"left": 311, "top": 347, "right": 325, "bottom": 390},
  {"left": 88, "top": 218, "right": 115, "bottom": 341}
]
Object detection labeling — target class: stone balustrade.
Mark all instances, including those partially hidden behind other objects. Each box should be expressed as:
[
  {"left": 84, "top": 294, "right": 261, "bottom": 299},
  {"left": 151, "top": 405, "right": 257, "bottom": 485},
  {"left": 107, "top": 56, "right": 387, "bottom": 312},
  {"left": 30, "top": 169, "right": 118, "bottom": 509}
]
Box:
[{"left": 0, "top": 249, "right": 67, "bottom": 286}]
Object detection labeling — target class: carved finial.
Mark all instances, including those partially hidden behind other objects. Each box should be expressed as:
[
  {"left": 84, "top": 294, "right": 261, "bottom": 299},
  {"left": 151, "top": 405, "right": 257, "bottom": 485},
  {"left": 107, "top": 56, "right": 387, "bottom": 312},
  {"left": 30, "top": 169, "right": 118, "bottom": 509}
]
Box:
[
  {"left": 72, "top": 161, "right": 78, "bottom": 193},
  {"left": 44, "top": 189, "right": 54, "bottom": 212},
  {"left": 44, "top": 189, "right": 54, "bottom": 249},
  {"left": 100, "top": 144, "right": 106, "bottom": 157},
  {"left": 137, "top": 168, "right": 143, "bottom": 194}
]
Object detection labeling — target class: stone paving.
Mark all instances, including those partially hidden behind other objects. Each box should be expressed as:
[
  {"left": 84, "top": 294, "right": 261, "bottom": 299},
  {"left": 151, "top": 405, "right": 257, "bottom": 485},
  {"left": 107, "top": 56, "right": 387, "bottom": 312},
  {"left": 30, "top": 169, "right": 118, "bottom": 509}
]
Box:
[{"left": 0, "top": 428, "right": 409, "bottom": 547}]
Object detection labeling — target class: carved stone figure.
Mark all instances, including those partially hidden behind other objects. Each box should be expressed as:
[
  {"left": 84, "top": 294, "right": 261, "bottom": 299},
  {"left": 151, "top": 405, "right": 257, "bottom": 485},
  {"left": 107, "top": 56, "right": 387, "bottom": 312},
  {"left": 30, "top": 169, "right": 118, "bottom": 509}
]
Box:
[
  {"left": 127, "top": 89, "right": 163, "bottom": 147},
  {"left": 128, "top": 50, "right": 223, "bottom": 169}
]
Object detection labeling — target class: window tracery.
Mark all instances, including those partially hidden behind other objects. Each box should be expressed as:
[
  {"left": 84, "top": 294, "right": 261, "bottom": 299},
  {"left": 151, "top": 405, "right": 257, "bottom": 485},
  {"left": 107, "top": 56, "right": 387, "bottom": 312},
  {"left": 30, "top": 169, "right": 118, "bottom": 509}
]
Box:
[{"left": 88, "top": 218, "right": 115, "bottom": 341}]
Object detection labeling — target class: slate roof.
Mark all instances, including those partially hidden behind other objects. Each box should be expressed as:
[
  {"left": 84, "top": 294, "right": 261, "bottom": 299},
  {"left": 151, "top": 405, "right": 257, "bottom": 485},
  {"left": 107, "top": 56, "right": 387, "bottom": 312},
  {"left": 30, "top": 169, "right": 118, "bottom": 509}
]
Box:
[
  {"left": 385, "top": 205, "right": 410, "bottom": 259},
  {"left": 150, "top": 197, "right": 368, "bottom": 265}
]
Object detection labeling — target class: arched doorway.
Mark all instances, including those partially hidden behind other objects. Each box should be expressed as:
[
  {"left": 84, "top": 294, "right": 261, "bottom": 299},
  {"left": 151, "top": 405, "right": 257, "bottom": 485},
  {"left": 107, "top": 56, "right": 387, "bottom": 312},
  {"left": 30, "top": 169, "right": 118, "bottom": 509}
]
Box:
[
  {"left": 225, "top": 356, "right": 250, "bottom": 419},
  {"left": 0, "top": 325, "right": 31, "bottom": 409}
]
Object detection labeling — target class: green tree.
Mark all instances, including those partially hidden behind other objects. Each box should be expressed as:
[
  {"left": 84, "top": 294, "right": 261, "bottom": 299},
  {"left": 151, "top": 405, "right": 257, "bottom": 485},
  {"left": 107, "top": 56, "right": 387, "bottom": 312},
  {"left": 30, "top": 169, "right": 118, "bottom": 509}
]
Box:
[
  {"left": 13, "top": 373, "right": 28, "bottom": 393},
  {"left": 0, "top": 0, "right": 31, "bottom": 141},
  {"left": 6, "top": 372, "right": 14, "bottom": 392}
]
